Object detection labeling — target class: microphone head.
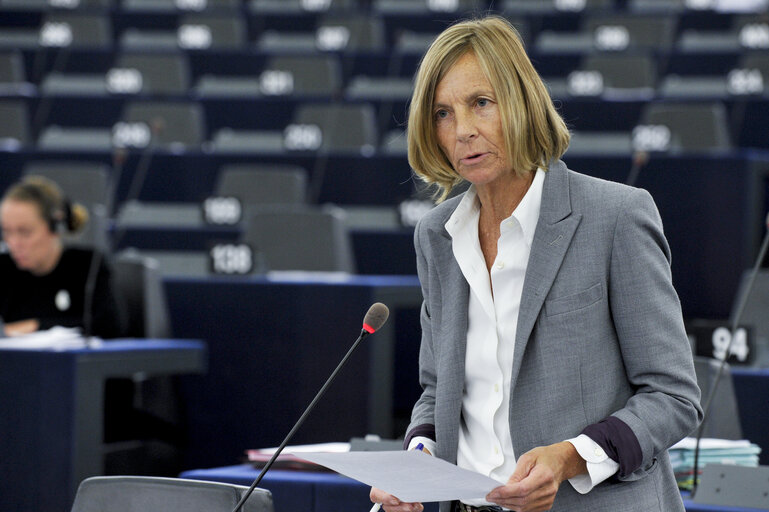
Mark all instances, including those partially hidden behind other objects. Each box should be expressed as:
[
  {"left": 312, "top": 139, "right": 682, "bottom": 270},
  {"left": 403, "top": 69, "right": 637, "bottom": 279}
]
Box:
[{"left": 362, "top": 303, "right": 389, "bottom": 334}]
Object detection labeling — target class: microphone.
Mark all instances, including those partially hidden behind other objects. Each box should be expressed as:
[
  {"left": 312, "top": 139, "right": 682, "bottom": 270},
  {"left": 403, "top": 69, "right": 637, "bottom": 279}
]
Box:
[
  {"left": 690, "top": 213, "right": 769, "bottom": 497},
  {"left": 230, "top": 303, "right": 390, "bottom": 512},
  {"left": 625, "top": 150, "right": 649, "bottom": 187},
  {"left": 82, "top": 117, "right": 161, "bottom": 341}
]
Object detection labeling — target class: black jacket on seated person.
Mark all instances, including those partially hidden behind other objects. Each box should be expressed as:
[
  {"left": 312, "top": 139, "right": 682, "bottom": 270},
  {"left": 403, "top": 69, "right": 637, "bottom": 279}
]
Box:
[{"left": 0, "top": 247, "right": 125, "bottom": 339}]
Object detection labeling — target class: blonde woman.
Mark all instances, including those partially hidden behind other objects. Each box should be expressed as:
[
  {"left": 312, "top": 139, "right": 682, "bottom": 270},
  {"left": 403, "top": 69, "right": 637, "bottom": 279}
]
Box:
[
  {"left": 371, "top": 16, "right": 701, "bottom": 512},
  {"left": 0, "top": 175, "right": 123, "bottom": 338}
]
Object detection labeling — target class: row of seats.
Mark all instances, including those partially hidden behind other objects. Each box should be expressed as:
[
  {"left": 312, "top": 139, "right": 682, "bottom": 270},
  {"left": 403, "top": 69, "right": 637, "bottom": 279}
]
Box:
[
  {"left": 10, "top": 158, "right": 360, "bottom": 276},
  {"left": 1, "top": 9, "right": 767, "bottom": 55},
  {"left": 0, "top": 96, "right": 765, "bottom": 155},
  {"left": 4, "top": 49, "right": 769, "bottom": 100},
  {"left": 3, "top": 0, "right": 762, "bottom": 13},
  {"left": 2, "top": 0, "right": 767, "bottom": 15}
]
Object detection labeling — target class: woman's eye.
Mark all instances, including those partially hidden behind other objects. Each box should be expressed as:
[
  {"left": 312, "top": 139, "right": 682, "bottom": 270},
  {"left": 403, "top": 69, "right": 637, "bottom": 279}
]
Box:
[
  {"left": 477, "top": 98, "right": 488, "bottom": 107},
  {"left": 435, "top": 110, "right": 449, "bottom": 119}
]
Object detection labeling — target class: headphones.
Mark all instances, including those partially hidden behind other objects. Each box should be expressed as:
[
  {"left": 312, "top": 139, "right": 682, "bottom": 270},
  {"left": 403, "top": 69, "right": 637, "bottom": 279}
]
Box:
[{"left": 15, "top": 181, "right": 71, "bottom": 233}]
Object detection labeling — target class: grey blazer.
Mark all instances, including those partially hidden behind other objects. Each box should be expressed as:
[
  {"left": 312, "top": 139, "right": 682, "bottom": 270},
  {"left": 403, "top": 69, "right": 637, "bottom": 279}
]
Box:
[{"left": 408, "top": 160, "right": 702, "bottom": 512}]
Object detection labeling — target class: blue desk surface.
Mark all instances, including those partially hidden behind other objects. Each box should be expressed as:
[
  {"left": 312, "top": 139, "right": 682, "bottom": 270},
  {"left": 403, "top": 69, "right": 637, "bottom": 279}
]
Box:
[
  {"left": 180, "top": 464, "right": 762, "bottom": 512},
  {"left": 0, "top": 338, "right": 206, "bottom": 512},
  {"left": 0, "top": 338, "right": 206, "bottom": 354}
]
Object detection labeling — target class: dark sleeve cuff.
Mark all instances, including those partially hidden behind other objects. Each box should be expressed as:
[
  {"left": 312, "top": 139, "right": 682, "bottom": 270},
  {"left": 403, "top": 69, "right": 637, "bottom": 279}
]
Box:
[
  {"left": 581, "top": 416, "right": 642, "bottom": 477},
  {"left": 403, "top": 424, "right": 435, "bottom": 450}
]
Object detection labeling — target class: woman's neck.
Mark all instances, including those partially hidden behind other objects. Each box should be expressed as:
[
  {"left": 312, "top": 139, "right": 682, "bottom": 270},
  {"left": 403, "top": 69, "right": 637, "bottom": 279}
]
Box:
[
  {"left": 32, "top": 240, "right": 63, "bottom": 276},
  {"left": 476, "top": 170, "right": 535, "bottom": 226}
]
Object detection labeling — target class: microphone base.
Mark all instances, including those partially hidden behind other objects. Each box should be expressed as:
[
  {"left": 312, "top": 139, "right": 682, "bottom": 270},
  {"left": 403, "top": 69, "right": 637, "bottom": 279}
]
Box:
[{"left": 692, "top": 463, "right": 769, "bottom": 509}]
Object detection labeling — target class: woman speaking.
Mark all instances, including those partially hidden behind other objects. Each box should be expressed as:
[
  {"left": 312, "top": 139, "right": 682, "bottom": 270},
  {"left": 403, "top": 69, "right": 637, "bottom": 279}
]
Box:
[{"left": 370, "top": 15, "right": 702, "bottom": 512}]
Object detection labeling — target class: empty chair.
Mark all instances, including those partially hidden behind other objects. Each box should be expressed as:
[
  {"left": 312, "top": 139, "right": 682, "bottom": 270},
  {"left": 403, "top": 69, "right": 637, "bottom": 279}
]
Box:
[
  {"left": 113, "top": 251, "right": 171, "bottom": 338},
  {"left": 584, "top": 14, "right": 677, "bottom": 51},
  {"left": 249, "top": 0, "right": 359, "bottom": 14},
  {"left": 658, "top": 75, "right": 731, "bottom": 100},
  {"left": 71, "top": 476, "right": 273, "bottom": 512},
  {"left": 260, "top": 54, "right": 342, "bottom": 96},
  {"left": 345, "top": 76, "right": 413, "bottom": 100},
  {"left": 314, "top": 14, "right": 385, "bottom": 52},
  {"left": 731, "top": 269, "right": 769, "bottom": 366},
  {"left": 292, "top": 102, "right": 377, "bottom": 154},
  {"left": 256, "top": 15, "right": 385, "bottom": 53},
  {"left": 676, "top": 28, "right": 741, "bottom": 53},
  {"left": 177, "top": 14, "right": 246, "bottom": 50},
  {"left": 693, "top": 356, "right": 743, "bottom": 440},
  {"left": 41, "top": 72, "right": 109, "bottom": 97},
  {"left": 121, "top": 101, "right": 205, "bottom": 150},
  {"left": 734, "top": 14, "right": 769, "bottom": 51},
  {"left": 208, "top": 128, "right": 285, "bottom": 154},
  {"left": 116, "top": 200, "right": 203, "bottom": 228},
  {"left": 41, "top": 53, "right": 189, "bottom": 98},
  {"left": 122, "top": 0, "right": 239, "bottom": 12},
  {"left": 38, "top": 13, "right": 112, "bottom": 49},
  {"left": 119, "top": 29, "right": 179, "bottom": 51},
  {"left": 581, "top": 54, "right": 657, "bottom": 96},
  {"left": 373, "top": 0, "right": 487, "bottom": 15},
  {"left": 394, "top": 31, "right": 440, "bottom": 55},
  {"left": 194, "top": 75, "right": 262, "bottom": 98},
  {"left": 37, "top": 125, "right": 114, "bottom": 151},
  {"left": 241, "top": 205, "right": 355, "bottom": 273},
  {"left": 638, "top": 102, "right": 732, "bottom": 153},
  {"left": 195, "top": 54, "right": 342, "bottom": 98},
  {"left": 629, "top": 0, "right": 687, "bottom": 12},
  {"left": 255, "top": 30, "right": 319, "bottom": 53},
  {"left": 0, "top": 100, "right": 30, "bottom": 149},
  {"left": 503, "top": 0, "right": 612, "bottom": 14},
  {"left": 124, "top": 250, "right": 212, "bottom": 277},
  {"left": 112, "top": 53, "right": 191, "bottom": 95},
  {"left": 564, "top": 131, "right": 633, "bottom": 156},
  {"left": 0, "top": 0, "right": 112, "bottom": 9},
  {"left": 739, "top": 53, "right": 769, "bottom": 83},
  {"left": 215, "top": 164, "right": 308, "bottom": 206},
  {"left": 537, "top": 14, "right": 676, "bottom": 54},
  {"left": 677, "top": 14, "right": 769, "bottom": 53},
  {"left": 0, "top": 50, "right": 35, "bottom": 96},
  {"left": 22, "top": 160, "right": 113, "bottom": 212},
  {"left": 120, "top": 14, "right": 245, "bottom": 51}
]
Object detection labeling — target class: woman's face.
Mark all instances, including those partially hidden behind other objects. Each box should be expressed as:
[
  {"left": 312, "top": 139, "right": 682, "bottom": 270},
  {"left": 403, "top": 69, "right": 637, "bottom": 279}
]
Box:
[
  {"left": 1, "top": 198, "right": 61, "bottom": 275},
  {"left": 434, "top": 52, "right": 511, "bottom": 189}
]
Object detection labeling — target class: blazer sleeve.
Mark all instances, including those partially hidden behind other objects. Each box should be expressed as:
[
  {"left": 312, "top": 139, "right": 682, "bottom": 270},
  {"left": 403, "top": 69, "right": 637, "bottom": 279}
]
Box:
[
  {"left": 404, "top": 218, "right": 437, "bottom": 448},
  {"left": 587, "top": 188, "right": 702, "bottom": 480}
]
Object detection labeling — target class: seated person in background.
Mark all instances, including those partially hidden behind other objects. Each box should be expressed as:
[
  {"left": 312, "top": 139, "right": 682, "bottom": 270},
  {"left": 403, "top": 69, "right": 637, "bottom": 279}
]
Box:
[{"left": 0, "top": 175, "right": 124, "bottom": 338}]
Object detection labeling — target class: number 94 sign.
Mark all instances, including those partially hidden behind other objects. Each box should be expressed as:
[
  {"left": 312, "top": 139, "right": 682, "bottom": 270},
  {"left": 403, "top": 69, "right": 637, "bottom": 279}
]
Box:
[{"left": 688, "top": 320, "right": 754, "bottom": 365}]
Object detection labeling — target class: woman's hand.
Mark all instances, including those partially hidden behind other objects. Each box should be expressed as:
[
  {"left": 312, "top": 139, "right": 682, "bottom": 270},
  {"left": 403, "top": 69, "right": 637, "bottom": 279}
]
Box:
[
  {"left": 486, "top": 442, "right": 587, "bottom": 512},
  {"left": 370, "top": 487, "right": 424, "bottom": 512},
  {"left": 4, "top": 318, "right": 40, "bottom": 336},
  {"left": 369, "top": 445, "right": 431, "bottom": 512}
]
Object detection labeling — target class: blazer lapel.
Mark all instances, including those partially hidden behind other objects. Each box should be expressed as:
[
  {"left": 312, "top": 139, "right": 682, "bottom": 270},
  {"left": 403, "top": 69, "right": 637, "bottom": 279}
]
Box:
[
  {"left": 510, "top": 161, "right": 582, "bottom": 390},
  {"left": 425, "top": 206, "right": 468, "bottom": 465}
]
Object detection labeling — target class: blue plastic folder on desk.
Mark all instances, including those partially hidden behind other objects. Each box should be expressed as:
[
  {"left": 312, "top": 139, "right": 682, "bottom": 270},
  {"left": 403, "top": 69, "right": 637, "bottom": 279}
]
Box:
[{"left": 293, "top": 450, "right": 502, "bottom": 503}]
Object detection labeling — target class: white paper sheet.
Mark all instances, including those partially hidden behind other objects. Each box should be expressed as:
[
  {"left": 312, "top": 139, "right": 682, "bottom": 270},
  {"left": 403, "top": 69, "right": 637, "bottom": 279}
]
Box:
[
  {"left": 292, "top": 450, "right": 503, "bottom": 503},
  {"left": 0, "top": 327, "right": 98, "bottom": 350}
]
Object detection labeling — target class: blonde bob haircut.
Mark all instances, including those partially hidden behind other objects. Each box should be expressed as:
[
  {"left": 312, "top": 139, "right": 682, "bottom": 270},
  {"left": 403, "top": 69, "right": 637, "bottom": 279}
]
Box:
[{"left": 407, "top": 15, "right": 570, "bottom": 202}]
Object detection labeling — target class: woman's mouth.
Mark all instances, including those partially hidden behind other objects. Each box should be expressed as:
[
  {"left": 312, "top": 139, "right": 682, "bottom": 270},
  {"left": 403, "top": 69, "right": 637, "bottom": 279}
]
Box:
[{"left": 460, "top": 152, "right": 488, "bottom": 165}]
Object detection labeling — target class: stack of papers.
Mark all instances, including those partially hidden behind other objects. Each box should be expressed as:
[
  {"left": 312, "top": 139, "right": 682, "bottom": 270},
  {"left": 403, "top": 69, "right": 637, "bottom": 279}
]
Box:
[
  {"left": 670, "top": 437, "right": 761, "bottom": 490},
  {"left": 294, "top": 450, "right": 503, "bottom": 503},
  {"left": 246, "top": 442, "right": 349, "bottom": 471},
  {"left": 0, "top": 327, "right": 98, "bottom": 350}
]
